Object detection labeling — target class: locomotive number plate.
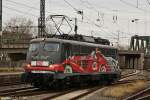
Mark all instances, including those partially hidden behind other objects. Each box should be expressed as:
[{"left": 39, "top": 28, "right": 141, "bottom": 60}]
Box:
[{"left": 31, "top": 61, "right": 49, "bottom": 66}]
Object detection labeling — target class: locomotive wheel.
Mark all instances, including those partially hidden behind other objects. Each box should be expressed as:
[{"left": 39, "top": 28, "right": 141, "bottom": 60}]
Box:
[
  {"left": 99, "top": 65, "right": 106, "bottom": 72},
  {"left": 64, "top": 64, "right": 73, "bottom": 73}
]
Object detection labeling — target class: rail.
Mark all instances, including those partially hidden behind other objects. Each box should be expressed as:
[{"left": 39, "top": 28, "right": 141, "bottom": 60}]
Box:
[{"left": 124, "top": 87, "right": 150, "bottom": 100}]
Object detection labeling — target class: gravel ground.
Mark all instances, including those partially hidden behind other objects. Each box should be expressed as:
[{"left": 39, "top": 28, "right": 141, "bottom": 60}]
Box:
[
  {"left": 80, "top": 70, "right": 150, "bottom": 100},
  {"left": 80, "top": 87, "right": 121, "bottom": 100}
]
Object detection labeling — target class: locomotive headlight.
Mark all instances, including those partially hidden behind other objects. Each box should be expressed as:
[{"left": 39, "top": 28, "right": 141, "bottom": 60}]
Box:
[
  {"left": 49, "top": 65, "right": 53, "bottom": 68},
  {"left": 26, "top": 64, "right": 31, "bottom": 68}
]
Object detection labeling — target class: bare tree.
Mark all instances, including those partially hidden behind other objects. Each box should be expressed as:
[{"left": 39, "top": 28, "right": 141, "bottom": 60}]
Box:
[{"left": 3, "top": 17, "right": 33, "bottom": 34}]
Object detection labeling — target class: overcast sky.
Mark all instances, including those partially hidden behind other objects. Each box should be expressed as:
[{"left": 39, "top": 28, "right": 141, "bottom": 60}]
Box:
[{"left": 2, "top": 0, "right": 150, "bottom": 46}]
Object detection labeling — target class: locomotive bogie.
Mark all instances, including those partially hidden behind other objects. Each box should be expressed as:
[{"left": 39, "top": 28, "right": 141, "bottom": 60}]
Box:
[{"left": 22, "top": 71, "right": 121, "bottom": 88}]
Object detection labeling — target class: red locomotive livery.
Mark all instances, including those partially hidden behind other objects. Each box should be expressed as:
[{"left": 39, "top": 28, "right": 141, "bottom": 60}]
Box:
[
  {"left": 63, "top": 50, "right": 111, "bottom": 73},
  {"left": 22, "top": 35, "right": 121, "bottom": 88}
]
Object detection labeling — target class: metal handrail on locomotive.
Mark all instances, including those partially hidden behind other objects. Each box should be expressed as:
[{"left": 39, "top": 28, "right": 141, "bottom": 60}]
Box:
[{"left": 22, "top": 34, "right": 121, "bottom": 88}]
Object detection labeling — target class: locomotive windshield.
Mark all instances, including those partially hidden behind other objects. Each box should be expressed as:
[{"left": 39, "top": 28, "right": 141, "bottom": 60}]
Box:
[
  {"left": 44, "top": 43, "right": 59, "bottom": 51},
  {"left": 27, "top": 41, "right": 61, "bottom": 64},
  {"left": 29, "top": 43, "right": 39, "bottom": 52}
]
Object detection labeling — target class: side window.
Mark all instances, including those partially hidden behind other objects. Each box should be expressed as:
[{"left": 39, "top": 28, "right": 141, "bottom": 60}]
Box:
[
  {"left": 81, "top": 46, "right": 89, "bottom": 55},
  {"left": 105, "top": 48, "right": 108, "bottom": 56},
  {"left": 88, "top": 47, "right": 94, "bottom": 54},
  {"left": 62, "top": 43, "right": 72, "bottom": 60},
  {"left": 72, "top": 45, "right": 80, "bottom": 56}
]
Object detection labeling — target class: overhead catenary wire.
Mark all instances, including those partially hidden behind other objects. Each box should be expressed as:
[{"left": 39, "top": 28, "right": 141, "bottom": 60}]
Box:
[
  {"left": 99, "top": 9, "right": 147, "bottom": 37},
  {"left": 5, "top": 0, "right": 58, "bottom": 15},
  {"left": 120, "top": 0, "right": 150, "bottom": 13},
  {"left": 90, "top": 30, "right": 118, "bottom": 40},
  {"left": 79, "top": 0, "right": 98, "bottom": 12},
  {"left": 6, "top": 0, "right": 39, "bottom": 10},
  {"left": 4, "top": 0, "right": 102, "bottom": 29},
  {"left": 3, "top": 5, "right": 39, "bottom": 18},
  {"left": 95, "top": 16, "right": 133, "bottom": 41},
  {"left": 80, "top": 0, "right": 149, "bottom": 14},
  {"left": 63, "top": 0, "right": 145, "bottom": 41},
  {"left": 4, "top": 0, "right": 150, "bottom": 24},
  {"left": 3, "top": 0, "right": 147, "bottom": 43},
  {"left": 77, "top": 14, "right": 120, "bottom": 39},
  {"left": 75, "top": 17, "right": 118, "bottom": 39},
  {"left": 79, "top": 0, "right": 104, "bottom": 26},
  {"left": 78, "top": 0, "right": 149, "bottom": 32},
  {"left": 62, "top": 0, "right": 94, "bottom": 25},
  {"left": 63, "top": 0, "right": 79, "bottom": 11}
]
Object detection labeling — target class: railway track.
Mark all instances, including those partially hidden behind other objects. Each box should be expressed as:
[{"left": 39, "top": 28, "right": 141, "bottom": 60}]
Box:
[
  {"left": 0, "top": 86, "right": 37, "bottom": 96},
  {"left": 41, "top": 88, "right": 80, "bottom": 100},
  {"left": 69, "top": 86, "right": 105, "bottom": 100},
  {"left": 41, "top": 78, "right": 147, "bottom": 100},
  {"left": 136, "top": 95, "right": 150, "bottom": 100},
  {"left": 124, "top": 87, "right": 150, "bottom": 100},
  {"left": 121, "top": 70, "right": 140, "bottom": 79},
  {"left": 0, "top": 74, "right": 23, "bottom": 87},
  {"left": 0, "top": 70, "right": 145, "bottom": 99},
  {"left": 121, "top": 70, "right": 136, "bottom": 76},
  {"left": 0, "top": 81, "right": 25, "bottom": 87},
  {"left": 0, "top": 79, "right": 143, "bottom": 98},
  {"left": 40, "top": 86, "right": 104, "bottom": 100}
]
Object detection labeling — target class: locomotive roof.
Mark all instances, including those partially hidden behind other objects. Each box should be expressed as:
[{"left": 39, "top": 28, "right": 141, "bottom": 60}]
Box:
[{"left": 31, "top": 38, "right": 117, "bottom": 49}]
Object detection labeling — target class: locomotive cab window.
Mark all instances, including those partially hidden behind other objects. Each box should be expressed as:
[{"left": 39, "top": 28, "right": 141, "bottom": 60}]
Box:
[
  {"left": 44, "top": 43, "right": 59, "bottom": 51},
  {"left": 29, "top": 43, "right": 39, "bottom": 52}
]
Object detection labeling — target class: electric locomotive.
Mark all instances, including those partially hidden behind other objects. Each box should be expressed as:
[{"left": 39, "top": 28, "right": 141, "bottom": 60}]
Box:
[{"left": 22, "top": 34, "right": 121, "bottom": 88}]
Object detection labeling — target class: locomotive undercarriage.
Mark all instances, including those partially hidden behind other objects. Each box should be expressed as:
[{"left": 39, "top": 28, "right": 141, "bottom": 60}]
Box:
[{"left": 21, "top": 72, "right": 121, "bottom": 89}]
